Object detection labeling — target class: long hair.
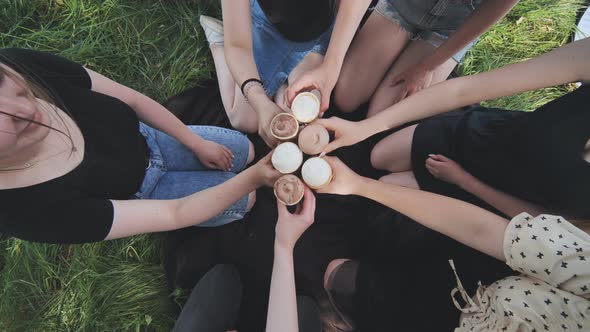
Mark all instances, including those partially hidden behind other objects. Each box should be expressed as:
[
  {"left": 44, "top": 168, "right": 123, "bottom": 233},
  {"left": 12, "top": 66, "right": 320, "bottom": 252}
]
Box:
[{"left": 0, "top": 56, "right": 75, "bottom": 151}]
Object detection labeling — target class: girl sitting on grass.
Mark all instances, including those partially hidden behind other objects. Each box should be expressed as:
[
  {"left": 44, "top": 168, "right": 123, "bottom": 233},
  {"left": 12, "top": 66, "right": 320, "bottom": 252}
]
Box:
[{"left": 0, "top": 48, "right": 279, "bottom": 244}]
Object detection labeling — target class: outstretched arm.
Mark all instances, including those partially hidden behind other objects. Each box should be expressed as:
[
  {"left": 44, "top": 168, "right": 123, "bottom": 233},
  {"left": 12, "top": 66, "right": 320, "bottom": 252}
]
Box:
[
  {"left": 319, "top": 37, "right": 590, "bottom": 153},
  {"left": 221, "top": 0, "right": 283, "bottom": 147},
  {"left": 266, "top": 187, "right": 316, "bottom": 332},
  {"left": 319, "top": 157, "right": 509, "bottom": 261},
  {"left": 287, "top": 0, "right": 373, "bottom": 111},
  {"left": 106, "top": 154, "right": 280, "bottom": 240}
]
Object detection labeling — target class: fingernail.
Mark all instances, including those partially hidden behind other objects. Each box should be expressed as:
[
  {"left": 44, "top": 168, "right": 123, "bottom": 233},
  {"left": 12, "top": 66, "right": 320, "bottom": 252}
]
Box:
[
  {"left": 428, "top": 154, "right": 435, "bottom": 157},
  {"left": 319, "top": 152, "right": 326, "bottom": 158}
]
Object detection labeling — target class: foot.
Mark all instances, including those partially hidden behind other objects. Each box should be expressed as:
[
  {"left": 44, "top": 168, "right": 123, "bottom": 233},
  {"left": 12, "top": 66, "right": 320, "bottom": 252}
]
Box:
[{"left": 199, "top": 15, "right": 224, "bottom": 46}]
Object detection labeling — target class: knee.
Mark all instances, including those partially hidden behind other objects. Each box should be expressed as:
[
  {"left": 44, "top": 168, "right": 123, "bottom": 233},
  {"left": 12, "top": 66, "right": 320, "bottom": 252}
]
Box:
[
  {"left": 324, "top": 258, "right": 350, "bottom": 290},
  {"left": 333, "top": 79, "right": 362, "bottom": 114},
  {"left": 228, "top": 111, "right": 257, "bottom": 134},
  {"left": 246, "top": 139, "right": 255, "bottom": 165},
  {"left": 246, "top": 191, "right": 256, "bottom": 211},
  {"left": 370, "top": 144, "right": 387, "bottom": 170}
]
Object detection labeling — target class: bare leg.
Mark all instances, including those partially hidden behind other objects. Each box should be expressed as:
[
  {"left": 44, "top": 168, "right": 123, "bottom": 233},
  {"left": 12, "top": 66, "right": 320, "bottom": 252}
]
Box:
[
  {"left": 367, "top": 40, "right": 457, "bottom": 117},
  {"left": 370, "top": 124, "right": 417, "bottom": 172},
  {"left": 333, "top": 13, "right": 410, "bottom": 113},
  {"left": 210, "top": 44, "right": 258, "bottom": 133},
  {"left": 379, "top": 171, "right": 419, "bottom": 189}
]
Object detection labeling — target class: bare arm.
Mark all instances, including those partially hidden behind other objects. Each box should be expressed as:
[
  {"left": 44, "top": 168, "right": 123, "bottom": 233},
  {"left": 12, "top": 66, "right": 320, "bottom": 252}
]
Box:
[
  {"left": 105, "top": 154, "right": 279, "bottom": 240},
  {"left": 368, "top": 37, "right": 590, "bottom": 135},
  {"left": 221, "top": 0, "right": 280, "bottom": 121},
  {"left": 425, "top": 154, "right": 548, "bottom": 218},
  {"left": 320, "top": 157, "right": 508, "bottom": 261},
  {"left": 266, "top": 188, "right": 316, "bottom": 332},
  {"left": 286, "top": 0, "right": 373, "bottom": 109},
  {"left": 319, "top": 37, "right": 590, "bottom": 153},
  {"left": 420, "top": 0, "right": 517, "bottom": 74},
  {"left": 86, "top": 68, "right": 234, "bottom": 170},
  {"left": 391, "top": 0, "right": 517, "bottom": 95}
]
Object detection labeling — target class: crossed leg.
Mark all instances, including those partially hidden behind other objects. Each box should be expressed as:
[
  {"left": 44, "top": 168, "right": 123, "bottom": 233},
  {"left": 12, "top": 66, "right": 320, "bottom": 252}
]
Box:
[{"left": 371, "top": 124, "right": 420, "bottom": 189}]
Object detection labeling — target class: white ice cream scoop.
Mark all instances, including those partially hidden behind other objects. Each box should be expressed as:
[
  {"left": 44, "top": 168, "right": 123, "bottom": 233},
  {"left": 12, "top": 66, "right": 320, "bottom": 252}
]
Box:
[
  {"left": 301, "top": 157, "right": 333, "bottom": 189},
  {"left": 291, "top": 92, "right": 320, "bottom": 123},
  {"left": 272, "top": 142, "right": 304, "bottom": 174}
]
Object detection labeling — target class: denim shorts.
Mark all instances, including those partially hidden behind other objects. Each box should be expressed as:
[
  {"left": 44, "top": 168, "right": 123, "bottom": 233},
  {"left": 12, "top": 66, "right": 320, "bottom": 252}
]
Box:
[
  {"left": 251, "top": 0, "right": 335, "bottom": 96},
  {"left": 375, "top": 0, "right": 481, "bottom": 63},
  {"left": 134, "top": 123, "right": 251, "bottom": 227}
]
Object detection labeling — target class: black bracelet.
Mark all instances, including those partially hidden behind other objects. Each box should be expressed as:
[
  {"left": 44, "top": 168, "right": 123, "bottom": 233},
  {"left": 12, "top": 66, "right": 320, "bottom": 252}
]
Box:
[{"left": 240, "top": 78, "right": 264, "bottom": 96}]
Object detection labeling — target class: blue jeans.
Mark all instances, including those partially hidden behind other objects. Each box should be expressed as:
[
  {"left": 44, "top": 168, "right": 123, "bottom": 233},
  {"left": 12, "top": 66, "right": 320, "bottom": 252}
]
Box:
[
  {"left": 134, "top": 123, "right": 251, "bottom": 227},
  {"left": 375, "top": 0, "right": 481, "bottom": 62},
  {"left": 251, "top": 0, "right": 335, "bottom": 96}
]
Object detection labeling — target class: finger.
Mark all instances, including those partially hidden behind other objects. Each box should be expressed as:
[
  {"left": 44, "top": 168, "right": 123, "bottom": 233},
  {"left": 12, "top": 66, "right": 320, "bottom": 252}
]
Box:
[
  {"left": 224, "top": 146, "right": 235, "bottom": 159},
  {"left": 223, "top": 150, "right": 233, "bottom": 169},
  {"left": 425, "top": 164, "right": 437, "bottom": 177},
  {"left": 314, "top": 117, "right": 339, "bottom": 131},
  {"left": 300, "top": 186, "right": 316, "bottom": 220},
  {"left": 325, "top": 138, "right": 345, "bottom": 155},
  {"left": 320, "top": 89, "right": 330, "bottom": 112},
  {"left": 222, "top": 154, "right": 232, "bottom": 171},
  {"left": 277, "top": 199, "right": 289, "bottom": 218},
  {"left": 427, "top": 154, "right": 443, "bottom": 162},
  {"left": 389, "top": 75, "right": 403, "bottom": 88},
  {"left": 436, "top": 154, "right": 450, "bottom": 162}
]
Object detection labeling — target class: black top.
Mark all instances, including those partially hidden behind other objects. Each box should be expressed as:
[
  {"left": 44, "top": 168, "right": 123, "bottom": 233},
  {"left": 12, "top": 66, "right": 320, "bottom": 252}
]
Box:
[
  {"left": 257, "top": 0, "right": 336, "bottom": 42},
  {"left": 0, "top": 48, "right": 148, "bottom": 244},
  {"left": 412, "top": 85, "right": 590, "bottom": 218}
]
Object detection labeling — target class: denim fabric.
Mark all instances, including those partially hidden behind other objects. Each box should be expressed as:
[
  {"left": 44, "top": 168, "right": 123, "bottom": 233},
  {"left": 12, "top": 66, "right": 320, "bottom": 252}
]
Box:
[
  {"left": 251, "top": 0, "right": 334, "bottom": 96},
  {"left": 134, "top": 123, "right": 251, "bottom": 227},
  {"left": 375, "top": 0, "right": 482, "bottom": 62}
]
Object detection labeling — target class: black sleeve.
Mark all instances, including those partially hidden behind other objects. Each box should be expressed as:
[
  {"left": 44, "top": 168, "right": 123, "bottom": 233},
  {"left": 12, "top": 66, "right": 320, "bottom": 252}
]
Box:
[
  {"left": 0, "top": 48, "right": 91, "bottom": 89},
  {"left": 3, "top": 198, "right": 114, "bottom": 244}
]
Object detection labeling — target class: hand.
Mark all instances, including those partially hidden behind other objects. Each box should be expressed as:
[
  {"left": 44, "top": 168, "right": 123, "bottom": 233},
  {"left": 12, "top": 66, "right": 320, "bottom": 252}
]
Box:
[
  {"left": 257, "top": 102, "right": 282, "bottom": 148},
  {"left": 193, "top": 139, "right": 234, "bottom": 171},
  {"left": 315, "top": 117, "right": 369, "bottom": 155},
  {"left": 252, "top": 151, "right": 282, "bottom": 187},
  {"left": 425, "top": 154, "right": 471, "bottom": 187},
  {"left": 316, "top": 156, "right": 362, "bottom": 196},
  {"left": 275, "top": 186, "right": 316, "bottom": 251},
  {"left": 286, "top": 65, "right": 337, "bottom": 113},
  {"left": 390, "top": 64, "right": 434, "bottom": 99}
]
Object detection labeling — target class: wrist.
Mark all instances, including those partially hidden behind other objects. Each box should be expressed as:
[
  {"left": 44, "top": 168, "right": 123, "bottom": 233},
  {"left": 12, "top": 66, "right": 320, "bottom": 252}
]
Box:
[
  {"left": 274, "top": 241, "right": 295, "bottom": 255},
  {"left": 457, "top": 172, "right": 476, "bottom": 191}
]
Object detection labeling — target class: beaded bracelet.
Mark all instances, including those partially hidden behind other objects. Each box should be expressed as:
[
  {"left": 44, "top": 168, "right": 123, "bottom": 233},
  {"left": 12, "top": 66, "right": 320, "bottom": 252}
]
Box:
[{"left": 241, "top": 78, "right": 264, "bottom": 102}]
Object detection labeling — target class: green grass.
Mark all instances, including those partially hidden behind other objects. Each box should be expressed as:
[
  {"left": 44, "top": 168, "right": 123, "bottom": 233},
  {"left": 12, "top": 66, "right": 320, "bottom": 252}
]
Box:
[{"left": 0, "top": 0, "right": 586, "bottom": 331}]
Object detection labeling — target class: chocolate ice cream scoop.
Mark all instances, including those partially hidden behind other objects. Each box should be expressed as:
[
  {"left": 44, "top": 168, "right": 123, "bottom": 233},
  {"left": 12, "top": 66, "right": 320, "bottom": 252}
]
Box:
[
  {"left": 274, "top": 174, "right": 305, "bottom": 206},
  {"left": 298, "top": 123, "right": 329, "bottom": 155},
  {"left": 270, "top": 113, "right": 299, "bottom": 140}
]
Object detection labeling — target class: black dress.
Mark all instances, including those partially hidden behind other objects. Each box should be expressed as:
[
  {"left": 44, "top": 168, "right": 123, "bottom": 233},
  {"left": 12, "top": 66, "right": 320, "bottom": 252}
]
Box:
[{"left": 412, "top": 85, "right": 590, "bottom": 218}]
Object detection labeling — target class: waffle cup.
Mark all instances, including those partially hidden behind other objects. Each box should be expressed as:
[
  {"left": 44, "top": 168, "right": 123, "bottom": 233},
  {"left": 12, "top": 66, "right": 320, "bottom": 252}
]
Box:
[
  {"left": 291, "top": 92, "right": 320, "bottom": 123},
  {"left": 301, "top": 157, "right": 333, "bottom": 189},
  {"left": 271, "top": 142, "right": 304, "bottom": 174},
  {"left": 270, "top": 112, "right": 299, "bottom": 141},
  {"left": 274, "top": 174, "right": 305, "bottom": 206}
]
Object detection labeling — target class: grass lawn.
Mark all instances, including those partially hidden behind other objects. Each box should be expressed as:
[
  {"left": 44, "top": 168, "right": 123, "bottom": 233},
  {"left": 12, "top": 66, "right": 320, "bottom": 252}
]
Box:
[{"left": 0, "top": 0, "right": 586, "bottom": 331}]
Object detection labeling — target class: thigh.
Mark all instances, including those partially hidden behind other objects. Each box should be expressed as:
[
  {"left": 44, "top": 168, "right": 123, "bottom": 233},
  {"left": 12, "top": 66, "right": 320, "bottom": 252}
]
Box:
[
  {"left": 367, "top": 39, "right": 455, "bottom": 116},
  {"left": 154, "top": 125, "right": 251, "bottom": 173},
  {"left": 370, "top": 124, "right": 417, "bottom": 172},
  {"left": 334, "top": 12, "right": 410, "bottom": 112},
  {"left": 149, "top": 170, "right": 250, "bottom": 227}
]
